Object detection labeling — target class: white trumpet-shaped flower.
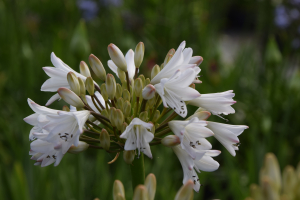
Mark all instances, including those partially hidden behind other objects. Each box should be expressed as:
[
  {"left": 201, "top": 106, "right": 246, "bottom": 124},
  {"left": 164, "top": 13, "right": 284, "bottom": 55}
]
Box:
[
  {"left": 194, "top": 150, "right": 221, "bottom": 172},
  {"left": 154, "top": 69, "right": 201, "bottom": 118},
  {"left": 169, "top": 117, "right": 214, "bottom": 159},
  {"left": 108, "top": 49, "right": 136, "bottom": 82},
  {"left": 42, "top": 110, "right": 90, "bottom": 154},
  {"left": 207, "top": 121, "right": 248, "bottom": 156},
  {"left": 23, "top": 98, "right": 59, "bottom": 141},
  {"left": 151, "top": 41, "right": 202, "bottom": 85},
  {"left": 189, "top": 90, "right": 236, "bottom": 115},
  {"left": 120, "top": 118, "right": 154, "bottom": 158}
]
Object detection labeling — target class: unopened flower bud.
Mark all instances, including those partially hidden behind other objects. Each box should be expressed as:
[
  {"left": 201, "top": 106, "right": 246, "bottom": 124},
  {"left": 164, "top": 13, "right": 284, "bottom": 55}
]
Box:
[
  {"left": 116, "top": 84, "right": 122, "bottom": 99},
  {"left": 168, "top": 48, "right": 176, "bottom": 56},
  {"left": 123, "top": 150, "right": 135, "bottom": 165},
  {"left": 160, "top": 63, "right": 164, "bottom": 70},
  {"left": 79, "top": 61, "right": 91, "bottom": 77},
  {"left": 189, "top": 56, "right": 203, "bottom": 66},
  {"left": 100, "top": 129, "right": 110, "bottom": 151},
  {"left": 152, "top": 110, "right": 160, "bottom": 122},
  {"left": 261, "top": 177, "right": 279, "bottom": 200},
  {"left": 116, "top": 97, "right": 124, "bottom": 110},
  {"left": 139, "top": 111, "right": 148, "bottom": 122},
  {"left": 106, "top": 74, "right": 116, "bottom": 99},
  {"left": 142, "top": 84, "right": 156, "bottom": 100},
  {"left": 123, "top": 89, "right": 130, "bottom": 102},
  {"left": 108, "top": 43, "right": 127, "bottom": 72},
  {"left": 174, "top": 180, "right": 194, "bottom": 200},
  {"left": 123, "top": 101, "right": 131, "bottom": 117},
  {"left": 145, "top": 78, "right": 150, "bottom": 86},
  {"left": 117, "top": 68, "right": 126, "bottom": 83},
  {"left": 134, "top": 42, "right": 145, "bottom": 68},
  {"left": 249, "top": 184, "right": 263, "bottom": 200},
  {"left": 78, "top": 77, "right": 87, "bottom": 103},
  {"left": 162, "top": 135, "right": 181, "bottom": 147},
  {"left": 109, "top": 107, "right": 117, "bottom": 127},
  {"left": 145, "top": 173, "right": 156, "bottom": 200},
  {"left": 260, "top": 153, "right": 281, "bottom": 192},
  {"left": 164, "top": 53, "right": 173, "bottom": 66},
  {"left": 134, "top": 78, "right": 143, "bottom": 98},
  {"left": 62, "top": 105, "right": 70, "bottom": 111},
  {"left": 101, "top": 109, "right": 109, "bottom": 119},
  {"left": 68, "top": 141, "right": 89, "bottom": 154},
  {"left": 133, "top": 185, "right": 149, "bottom": 200},
  {"left": 58, "top": 87, "right": 84, "bottom": 108},
  {"left": 100, "top": 83, "right": 108, "bottom": 101},
  {"left": 113, "top": 180, "right": 125, "bottom": 200},
  {"left": 115, "top": 109, "right": 124, "bottom": 130},
  {"left": 121, "top": 122, "right": 128, "bottom": 133},
  {"left": 85, "top": 77, "right": 95, "bottom": 96},
  {"left": 89, "top": 54, "right": 106, "bottom": 81},
  {"left": 282, "top": 165, "right": 297, "bottom": 196},
  {"left": 147, "top": 96, "right": 156, "bottom": 107},
  {"left": 151, "top": 65, "right": 160, "bottom": 80},
  {"left": 67, "top": 72, "right": 80, "bottom": 95},
  {"left": 187, "top": 111, "right": 211, "bottom": 121},
  {"left": 138, "top": 74, "right": 146, "bottom": 86}
]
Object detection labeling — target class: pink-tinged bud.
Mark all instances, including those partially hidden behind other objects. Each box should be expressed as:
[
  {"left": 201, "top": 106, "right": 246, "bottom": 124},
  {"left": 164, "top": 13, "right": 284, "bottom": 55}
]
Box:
[
  {"left": 57, "top": 87, "right": 84, "bottom": 108},
  {"left": 133, "top": 185, "right": 149, "bottom": 200},
  {"left": 174, "top": 180, "right": 194, "bottom": 200},
  {"left": 145, "top": 174, "right": 156, "bottom": 200},
  {"left": 189, "top": 56, "right": 203, "bottom": 66},
  {"left": 113, "top": 180, "right": 125, "bottom": 200},
  {"left": 89, "top": 54, "right": 106, "bottom": 81},
  {"left": 142, "top": 84, "right": 156, "bottom": 100},
  {"left": 134, "top": 42, "right": 145, "bottom": 68},
  {"left": 108, "top": 43, "right": 127, "bottom": 72},
  {"left": 168, "top": 48, "right": 176, "bottom": 56},
  {"left": 161, "top": 135, "right": 181, "bottom": 147},
  {"left": 79, "top": 61, "right": 91, "bottom": 77},
  {"left": 68, "top": 141, "right": 89, "bottom": 154},
  {"left": 187, "top": 110, "right": 211, "bottom": 121}
]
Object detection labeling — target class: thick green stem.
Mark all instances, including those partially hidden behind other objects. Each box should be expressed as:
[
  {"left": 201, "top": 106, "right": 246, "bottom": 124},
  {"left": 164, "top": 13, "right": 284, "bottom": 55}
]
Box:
[{"left": 130, "top": 153, "right": 145, "bottom": 190}]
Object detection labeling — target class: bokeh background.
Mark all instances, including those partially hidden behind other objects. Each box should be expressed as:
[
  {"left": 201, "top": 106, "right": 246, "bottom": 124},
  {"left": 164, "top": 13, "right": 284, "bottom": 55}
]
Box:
[{"left": 0, "top": 0, "right": 300, "bottom": 199}]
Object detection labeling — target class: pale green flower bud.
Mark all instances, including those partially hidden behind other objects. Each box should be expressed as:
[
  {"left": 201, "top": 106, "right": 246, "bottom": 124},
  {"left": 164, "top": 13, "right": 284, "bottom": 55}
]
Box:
[
  {"left": 85, "top": 77, "right": 95, "bottom": 96},
  {"left": 57, "top": 87, "right": 84, "bottom": 108},
  {"left": 115, "top": 109, "right": 124, "bottom": 130},
  {"left": 101, "top": 109, "right": 109, "bottom": 119},
  {"left": 161, "top": 135, "right": 181, "bottom": 147},
  {"left": 108, "top": 43, "right": 127, "bottom": 72},
  {"left": 139, "top": 111, "right": 148, "bottom": 122},
  {"left": 134, "top": 42, "right": 145, "bottom": 68},
  {"left": 113, "top": 180, "right": 125, "bottom": 200},
  {"left": 249, "top": 184, "right": 263, "bottom": 200},
  {"left": 147, "top": 96, "right": 156, "bottom": 107},
  {"left": 100, "top": 129, "right": 110, "bottom": 151},
  {"left": 168, "top": 48, "right": 176, "bottom": 56},
  {"left": 164, "top": 53, "right": 173, "bottom": 66},
  {"left": 89, "top": 54, "right": 106, "bottom": 81},
  {"left": 116, "top": 84, "right": 122, "bottom": 99},
  {"left": 145, "top": 173, "right": 156, "bottom": 200},
  {"left": 106, "top": 74, "right": 116, "bottom": 99},
  {"left": 123, "top": 101, "right": 131, "bottom": 117},
  {"left": 261, "top": 177, "right": 280, "bottom": 200},
  {"left": 114, "top": 194, "right": 125, "bottom": 200},
  {"left": 282, "top": 166, "right": 297, "bottom": 198},
  {"left": 160, "top": 63, "right": 164, "bottom": 70},
  {"left": 134, "top": 78, "right": 143, "bottom": 98},
  {"left": 138, "top": 74, "right": 146, "bottom": 86},
  {"left": 142, "top": 84, "right": 156, "bottom": 100},
  {"left": 116, "top": 97, "right": 124, "bottom": 110},
  {"left": 79, "top": 61, "right": 91, "bottom": 77},
  {"left": 260, "top": 153, "right": 281, "bottom": 192},
  {"left": 100, "top": 83, "right": 108, "bottom": 101},
  {"left": 123, "top": 150, "right": 135, "bottom": 165},
  {"left": 121, "top": 122, "right": 128, "bottom": 133},
  {"left": 174, "top": 180, "right": 194, "bottom": 200},
  {"left": 67, "top": 72, "right": 80, "bottom": 95},
  {"left": 78, "top": 77, "right": 87, "bottom": 103},
  {"left": 152, "top": 110, "right": 160, "bottom": 122},
  {"left": 68, "top": 141, "right": 89, "bottom": 154},
  {"left": 62, "top": 105, "right": 70, "bottom": 111},
  {"left": 118, "top": 68, "right": 126, "bottom": 83},
  {"left": 109, "top": 107, "right": 117, "bottom": 127},
  {"left": 151, "top": 65, "right": 160, "bottom": 80},
  {"left": 145, "top": 78, "right": 150, "bottom": 86},
  {"left": 122, "top": 89, "right": 130, "bottom": 102},
  {"left": 133, "top": 185, "right": 149, "bottom": 200}
]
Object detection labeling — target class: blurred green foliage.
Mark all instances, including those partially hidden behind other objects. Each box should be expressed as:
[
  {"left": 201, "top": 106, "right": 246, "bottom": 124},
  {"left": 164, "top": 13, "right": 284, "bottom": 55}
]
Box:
[{"left": 0, "top": 0, "right": 299, "bottom": 199}]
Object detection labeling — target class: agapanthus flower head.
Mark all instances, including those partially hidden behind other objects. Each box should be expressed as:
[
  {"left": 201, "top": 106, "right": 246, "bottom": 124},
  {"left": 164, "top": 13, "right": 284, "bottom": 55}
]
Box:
[{"left": 24, "top": 40, "right": 247, "bottom": 192}]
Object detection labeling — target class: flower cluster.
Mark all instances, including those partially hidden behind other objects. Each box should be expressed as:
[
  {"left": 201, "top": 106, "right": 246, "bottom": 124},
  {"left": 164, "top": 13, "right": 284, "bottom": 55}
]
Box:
[{"left": 24, "top": 41, "right": 248, "bottom": 191}]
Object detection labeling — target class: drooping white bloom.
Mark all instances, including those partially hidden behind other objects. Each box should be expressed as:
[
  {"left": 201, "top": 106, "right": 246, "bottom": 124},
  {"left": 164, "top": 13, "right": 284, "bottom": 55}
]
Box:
[
  {"left": 108, "top": 49, "right": 135, "bottom": 82},
  {"left": 206, "top": 121, "right": 248, "bottom": 156},
  {"left": 154, "top": 69, "right": 201, "bottom": 117},
  {"left": 120, "top": 118, "right": 154, "bottom": 158},
  {"left": 43, "top": 110, "right": 90, "bottom": 154},
  {"left": 30, "top": 139, "right": 64, "bottom": 167},
  {"left": 172, "top": 145, "right": 221, "bottom": 192},
  {"left": 151, "top": 41, "right": 201, "bottom": 85},
  {"left": 23, "top": 98, "right": 59, "bottom": 141},
  {"left": 169, "top": 117, "right": 214, "bottom": 159},
  {"left": 189, "top": 90, "right": 236, "bottom": 115}
]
